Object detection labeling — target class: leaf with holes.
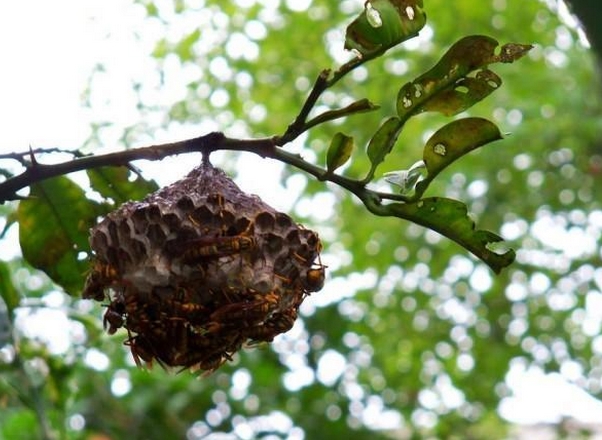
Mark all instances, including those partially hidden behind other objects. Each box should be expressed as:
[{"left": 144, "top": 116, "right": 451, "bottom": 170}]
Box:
[
  {"left": 345, "top": 0, "right": 426, "bottom": 57},
  {"left": 17, "top": 176, "right": 98, "bottom": 295},
  {"left": 421, "top": 69, "right": 502, "bottom": 116},
  {"left": 326, "top": 132, "right": 354, "bottom": 174},
  {"left": 396, "top": 35, "right": 532, "bottom": 117},
  {"left": 414, "top": 118, "right": 502, "bottom": 197},
  {"left": 383, "top": 197, "right": 515, "bottom": 273}
]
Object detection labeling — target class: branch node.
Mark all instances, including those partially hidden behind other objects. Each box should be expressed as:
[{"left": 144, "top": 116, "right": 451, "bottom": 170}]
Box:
[{"left": 28, "top": 145, "right": 38, "bottom": 166}]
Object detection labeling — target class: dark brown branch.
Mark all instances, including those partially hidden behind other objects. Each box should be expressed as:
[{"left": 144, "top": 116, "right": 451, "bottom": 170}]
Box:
[
  {"left": 278, "top": 69, "right": 331, "bottom": 145},
  {"left": 0, "top": 128, "right": 378, "bottom": 211},
  {"left": 0, "top": 132, "right": 277, "bottom": 203},
  {"left": 0, "top": 147, "right": 83, "bottom": 164}
]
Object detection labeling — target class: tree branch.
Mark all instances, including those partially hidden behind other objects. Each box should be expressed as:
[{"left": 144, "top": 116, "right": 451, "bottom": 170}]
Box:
[
  {"left": 0, "top": 131, "right": 376, "bottom": 205},
  {"left": 0, "top": 133, "right": 215, "bottom": 202}
]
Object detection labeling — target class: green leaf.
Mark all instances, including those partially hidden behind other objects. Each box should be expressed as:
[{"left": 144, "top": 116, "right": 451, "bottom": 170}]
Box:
[
  {"left": 307, "top": 99, "right": 380, "bottom": 129},
  {"left": 175, "top": 29, "right": 201, "bottom": 61},
  {"left": 420, "top": 117, "right": 502, "bottom": 184},
  {"left": 17, "top": 177, "right": 98, "bottom": 295},
  {"left": 87, "top": 166, "right": 158, "bottom": 205},
  {"left": 383, "top": 197, "right": 515, "bottom": 273},
  {"left": 345, "top": 0, "right": 427, "bottom": 57},
  {"left": 421, "top": 69, "right": 502, "bottom": 116},
  {"left": 326, "top": 132, "right": 354, "bottom": 174},
  {"left": 0, "top": 261, "right": 20, "bottom": 314},
  {"left": 396, "top": 35, "right": 532, "bottom": 117},
  {"left": 365, "top": 116, "right": 402, "bottom": 181}
]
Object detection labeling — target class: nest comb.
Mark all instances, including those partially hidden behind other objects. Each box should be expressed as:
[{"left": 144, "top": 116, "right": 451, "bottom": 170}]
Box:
[{"left": 83, "top": 163, "right": 324, "bottom": 373}]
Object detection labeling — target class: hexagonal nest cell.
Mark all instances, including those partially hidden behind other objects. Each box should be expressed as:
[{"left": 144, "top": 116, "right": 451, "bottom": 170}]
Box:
[{"left": 83, "top": 162, "right": 324, "bottom": 373}]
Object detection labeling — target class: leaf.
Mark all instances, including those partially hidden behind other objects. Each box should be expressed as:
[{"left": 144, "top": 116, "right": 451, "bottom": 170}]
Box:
[
  {"left": 326, "top": 132, "right": 354, "bottom": 174},
  {"left": 87, "top": 166, "right": 158, "bottom": 206},
  {"left": 383, "top": 197, "right": 515, "bottom": 273},
  {"left": 0, "top": 210, "right": 17, "bottom": 239},
  {"left": 307, "top": 98, "right": 380, "bottom": 128},
  {"left": 17, "top": 177, "right": 98, "bottom": 295},
  {"left": 421, "top": 69, "right": 502, "bottom": 116},
  {"left": 0, "top": 261, "right": 20, "bottom": 314},
  {"left": 345, "top": 0, "right": 427, "bottom": 57},
  {"left": 365, "top": 116, "right": 402, "bottom": 180},
  {"left": 384, "top": 160, "right": 426, "bottom": 196},
  {"left": 421, "top": 117, "right": 502, "bottom": 182},
  {"left": 396, "top": 35, "right": 532, "bottom": 117}
]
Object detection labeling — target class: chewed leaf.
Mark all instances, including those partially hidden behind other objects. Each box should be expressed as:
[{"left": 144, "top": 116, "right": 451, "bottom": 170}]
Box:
[
  {"left": 17, "top": 176, "right": 97, "bottom": 295},
  {"left": 383, "top": 197, "right": 515, "bottom": 273},
  {"left": 421, "top": 69, "right": 502, "bottom": 116},
  {"left": 422, "top": 118, "right": 502, "bottom": 180},
  {"left": 345, "top": 0, "right": 426, "bottom": 57},
  {"left": 396, "top": 35, "right": 532, "bottom": 117},
  {"left": 365, "top": 116, "right": 402, "bottom": 181},
  {"left": 326, "top": 132, "right": 354, "bottom": 174}
]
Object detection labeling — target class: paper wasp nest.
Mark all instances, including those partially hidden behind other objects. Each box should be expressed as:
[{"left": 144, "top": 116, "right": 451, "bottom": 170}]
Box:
[{"left": 83, "top": 163, "right": 324, "bottom": 373}]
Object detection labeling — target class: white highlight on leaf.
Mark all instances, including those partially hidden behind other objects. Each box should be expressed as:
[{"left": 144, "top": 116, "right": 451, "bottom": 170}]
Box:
[
  {"left": 433, "top": 143, "right": 447, "bottom": 156},
  {"left": 365, "top": 2, "right": 383, "bottom": 28}
]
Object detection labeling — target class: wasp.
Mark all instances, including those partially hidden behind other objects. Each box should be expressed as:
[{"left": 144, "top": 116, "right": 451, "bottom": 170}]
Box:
[
  {"left": 124, "top": 333, "right": 161, "bottom": 369},
  {"left": 198, "top": 353, "right": 229, "bottom": 375},
  {"left": 180, "top": 235, "right": 256, "bottom": 263},
  {"left": 170, "top": 300, "right": 207, "bottom": 322},
  {"left": 207, "top": 290, "right": 280, "bottom": 331},
  {"left": 103, "top": 299, "right": 126, "bottom": 335},
  {"left": 305, "top": 267, "right": 325, "bottom": 292},
  {"left": 245, "top": 308, "right": 298, "bottom": 342},
  {"left": 301, "top": 254, "right": 326, "bottom": 293},
  {"left": 82, "top": 259, "right": 121, "bottom": 300}
]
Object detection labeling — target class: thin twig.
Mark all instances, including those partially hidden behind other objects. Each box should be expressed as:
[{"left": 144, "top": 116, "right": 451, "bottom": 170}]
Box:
[{"left": 277, "top": 69, "right": 331, "bottom": 145}]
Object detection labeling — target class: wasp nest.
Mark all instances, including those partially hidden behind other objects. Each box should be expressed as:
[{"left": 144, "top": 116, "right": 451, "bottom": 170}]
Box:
[{"left": 83, "top": 163, "right": 324, "bottom": 373}]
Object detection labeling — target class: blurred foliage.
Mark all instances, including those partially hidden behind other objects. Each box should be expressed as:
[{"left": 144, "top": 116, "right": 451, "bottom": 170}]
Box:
[{"left": 2, "top": 0, "right": 602, "bottom": 439}]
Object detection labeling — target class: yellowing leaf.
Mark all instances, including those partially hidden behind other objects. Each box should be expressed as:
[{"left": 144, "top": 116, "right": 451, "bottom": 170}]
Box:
[
  {"left": 396, "top": 35, "right": 532, "bottom": 117},
  {"left": 421, "top": 69, "right": 502, "bottom": 116}
]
